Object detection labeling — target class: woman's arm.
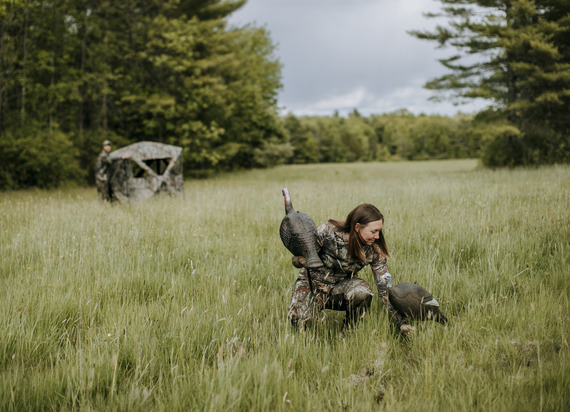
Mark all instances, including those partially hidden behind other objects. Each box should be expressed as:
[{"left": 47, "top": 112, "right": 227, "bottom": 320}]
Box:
[
  {"left": 373, "top": 270, "right": 407, "bottom": 327},
  {"left": 314, "top": 222, "right": 344, "bottom": 272},
  {"left": 371, "top": 256, "right": 415, "bottom": 336}
]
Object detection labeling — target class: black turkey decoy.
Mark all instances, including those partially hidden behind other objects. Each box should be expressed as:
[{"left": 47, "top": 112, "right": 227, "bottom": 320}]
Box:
[
  {"left": 279, "top": 188, "right": 323, "bottom": 269},
  {"left": 384, "top": 275, "right": 448, "bottom": 324}
]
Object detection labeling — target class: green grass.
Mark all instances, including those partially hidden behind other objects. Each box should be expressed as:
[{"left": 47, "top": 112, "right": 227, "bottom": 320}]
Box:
[{"left": 1, "top": 159, "right": 568, "bottom": 411}]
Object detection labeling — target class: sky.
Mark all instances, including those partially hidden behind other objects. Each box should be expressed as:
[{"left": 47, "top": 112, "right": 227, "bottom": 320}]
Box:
[{"left": 228, "top": 0, "right": 489, "bottom": 117}]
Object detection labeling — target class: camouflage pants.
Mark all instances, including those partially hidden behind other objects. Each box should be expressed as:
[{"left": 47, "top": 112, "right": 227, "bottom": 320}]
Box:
[
  {"left": 96, "top": 179, "right": 111, "bottom": 201},
  {"left": 288, "top": 275, "right": 373, "bottom": 328}
]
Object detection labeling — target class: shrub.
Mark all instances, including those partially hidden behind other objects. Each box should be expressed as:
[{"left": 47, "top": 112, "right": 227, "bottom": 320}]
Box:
[
  {"left": 0, "top": 124, "right": 83, "bottom": 189},
  {"left": 480, "top": 124, "right": 524, "bottom": 167}
]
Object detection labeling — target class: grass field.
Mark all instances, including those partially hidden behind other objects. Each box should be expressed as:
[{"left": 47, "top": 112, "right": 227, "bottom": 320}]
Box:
[{"left": 1, "top": 159, "right": 569, "bottom": 411}]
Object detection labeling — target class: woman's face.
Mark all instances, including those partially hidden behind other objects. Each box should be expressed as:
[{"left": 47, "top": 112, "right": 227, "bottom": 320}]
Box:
[{"left": 355, "top": 219, "right": 383, "bottom": 246}]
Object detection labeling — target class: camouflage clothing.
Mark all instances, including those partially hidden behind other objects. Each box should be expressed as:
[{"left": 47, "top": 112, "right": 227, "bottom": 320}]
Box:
[
  {"left": 288, "top": 221, "right": 407, "bottom": 329},
  {"left": 95, "top": 149, "right": 112, "bottom": 201}
]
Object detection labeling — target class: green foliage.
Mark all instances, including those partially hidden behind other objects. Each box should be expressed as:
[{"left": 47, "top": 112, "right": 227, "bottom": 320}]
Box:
[
  {"left": 0, "top": 122, "right": 83, "bottom": 189},
  {"left": 282, "top": 111, "right": 482, "bottom": 163},
  {"left": 480, "top": 123, "right": 524, "bottom": 167},
  {"left": 282, "top": 114, "right": 320, "bottom": 163},
  {"left": 410, "top": 0, "right": 570, "bottom": 166},
  {"left": 0, "top": 0, "right": 282, "bottom": 188},
  {"left": 0, "top": 161, "right": 568, "bottom": 410},
  {"left": 253, "top": 137, "right": 294, "bottom": 168}
]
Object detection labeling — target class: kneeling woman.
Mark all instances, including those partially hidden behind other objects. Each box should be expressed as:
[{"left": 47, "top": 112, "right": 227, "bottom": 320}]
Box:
[{"left": 288, "top": 203, "right": 414, "bottom": 336}]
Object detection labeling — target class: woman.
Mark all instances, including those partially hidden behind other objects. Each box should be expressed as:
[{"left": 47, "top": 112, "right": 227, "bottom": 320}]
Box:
[{"left": 287, "top": 203, "right": 414, "bottom": 336}]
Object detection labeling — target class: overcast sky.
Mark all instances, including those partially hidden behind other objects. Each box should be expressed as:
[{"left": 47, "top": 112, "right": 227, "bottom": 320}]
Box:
[{"left": 228, "top": 0, "right": 489, "bottom": 117}]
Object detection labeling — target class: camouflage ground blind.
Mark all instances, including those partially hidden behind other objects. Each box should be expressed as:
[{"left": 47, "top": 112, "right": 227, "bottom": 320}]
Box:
[{"left": 106, "top": 141, "right": 184, "bottom": 203}]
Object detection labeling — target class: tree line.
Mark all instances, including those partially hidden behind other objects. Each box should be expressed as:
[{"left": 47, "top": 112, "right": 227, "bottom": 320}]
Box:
[
  {"left": 1, "top": 0, "right": 568, "bottom": 190},
  {"left": 270, "top": 110, "right": 484, "bottom": 167},
  {"left": 0, "top": 0, "right": 283, "bottom": 188}
]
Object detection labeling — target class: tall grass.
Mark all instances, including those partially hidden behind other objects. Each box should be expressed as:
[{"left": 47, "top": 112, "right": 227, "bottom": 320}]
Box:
[{"left": 1, "top": 159, "right": 568, "bottom": 411}]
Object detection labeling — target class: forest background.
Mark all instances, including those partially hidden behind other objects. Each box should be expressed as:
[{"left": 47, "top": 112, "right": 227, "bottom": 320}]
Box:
[{"left": 0, "top": 0, "right": 569, "bottom": 190}]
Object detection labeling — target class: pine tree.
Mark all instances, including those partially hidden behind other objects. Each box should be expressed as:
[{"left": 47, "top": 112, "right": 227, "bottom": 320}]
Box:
[{"left": 410, "top": 0, "right": 570, "bottom": 165}]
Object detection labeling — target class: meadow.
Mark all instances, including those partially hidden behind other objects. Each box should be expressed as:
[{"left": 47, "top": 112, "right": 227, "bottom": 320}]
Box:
[{"left": 1, "top": 159, "right": 568, "bottom": 411}]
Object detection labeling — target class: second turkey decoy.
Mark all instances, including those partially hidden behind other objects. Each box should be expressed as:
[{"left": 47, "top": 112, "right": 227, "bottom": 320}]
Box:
[
  {"left": 384, "top": 274, "right": 448, "bottom": 324},
  {"left": 279, "top": 188, "right": 323, "bottom": 269}
]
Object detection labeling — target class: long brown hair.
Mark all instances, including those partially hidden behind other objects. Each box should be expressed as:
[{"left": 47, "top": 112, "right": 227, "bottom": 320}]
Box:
[{"left": 329, "top": 203, "right": 390, "bottom": 263}]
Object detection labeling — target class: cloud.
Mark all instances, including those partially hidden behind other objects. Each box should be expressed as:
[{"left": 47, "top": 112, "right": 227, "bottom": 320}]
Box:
[
  {"left": 284, "top": 85, "right": 490, "bottom": 117},
  {"left": 304, "top": 87, "right": 370, "bottom": 113},
  {"left": 230, "top": 0, "right": 488, "bottom": 117}
]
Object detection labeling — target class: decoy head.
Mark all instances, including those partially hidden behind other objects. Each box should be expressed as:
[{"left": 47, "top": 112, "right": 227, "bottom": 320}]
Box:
[
  {"left": 282, "top": 187, "right": 293, "bottom": 213},
  {"left": 282, "top": 187, "right": 290, "bottom": 201}
]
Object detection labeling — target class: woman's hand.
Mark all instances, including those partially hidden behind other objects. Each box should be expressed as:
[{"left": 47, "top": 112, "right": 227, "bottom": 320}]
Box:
[
  {"left": 292, "top": 256, "right": 306, "bottom": 268},
  {"left": 400, "top": 324, "right": 415, "bottom": 337}
]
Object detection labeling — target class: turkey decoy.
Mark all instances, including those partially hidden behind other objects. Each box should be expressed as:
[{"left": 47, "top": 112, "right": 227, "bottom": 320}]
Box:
[
  {"left": 279, "top": 188, "right": 323, "bottom": 269},
  {"left": 384, "top": 274, "right": 448, "bottom": 324}
]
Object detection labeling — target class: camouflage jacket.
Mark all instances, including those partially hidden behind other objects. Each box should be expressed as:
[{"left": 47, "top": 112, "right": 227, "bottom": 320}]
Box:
[
  {"left": 95, "top": 150, "right": 111, "bottom": 182},
  {"left": 299, "top": 221, "right": 406, "bottom": 327}
]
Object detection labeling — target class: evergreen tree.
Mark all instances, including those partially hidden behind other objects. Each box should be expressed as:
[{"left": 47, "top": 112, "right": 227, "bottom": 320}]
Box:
[{"left": 410, "top": 0, "right": 570, "bottom": 166}]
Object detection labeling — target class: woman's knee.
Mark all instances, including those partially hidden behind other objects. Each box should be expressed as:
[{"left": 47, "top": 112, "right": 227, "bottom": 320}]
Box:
[{"left": 346, "top": 279, "right": 373, "bottom": 307}]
